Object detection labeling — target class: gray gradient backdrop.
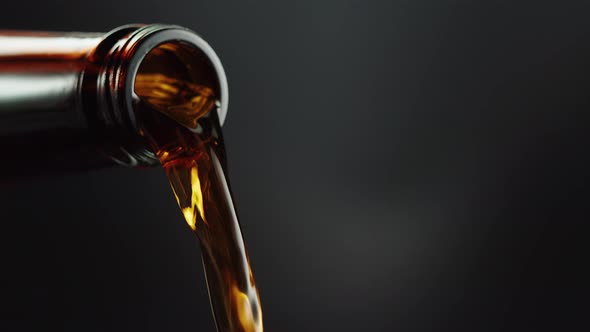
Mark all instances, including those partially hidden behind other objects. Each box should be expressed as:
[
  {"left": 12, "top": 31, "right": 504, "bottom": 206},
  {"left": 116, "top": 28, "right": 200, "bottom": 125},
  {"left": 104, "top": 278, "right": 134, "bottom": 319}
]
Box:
[{"left": 1, "top": 1, "right": 588, "bottom": 331}]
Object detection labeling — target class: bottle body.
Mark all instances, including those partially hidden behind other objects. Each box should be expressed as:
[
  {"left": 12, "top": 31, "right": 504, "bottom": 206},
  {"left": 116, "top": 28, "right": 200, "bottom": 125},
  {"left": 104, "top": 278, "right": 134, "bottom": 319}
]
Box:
[{"left": 0, "top": 25, "right": 228, "bottom": 175}]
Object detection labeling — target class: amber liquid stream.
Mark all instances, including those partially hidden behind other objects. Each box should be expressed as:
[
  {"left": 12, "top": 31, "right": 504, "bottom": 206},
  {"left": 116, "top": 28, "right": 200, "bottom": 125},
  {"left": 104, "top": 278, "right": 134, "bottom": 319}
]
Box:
[{"left": 135, "top": 73, "right": 263, "bottom": 332}]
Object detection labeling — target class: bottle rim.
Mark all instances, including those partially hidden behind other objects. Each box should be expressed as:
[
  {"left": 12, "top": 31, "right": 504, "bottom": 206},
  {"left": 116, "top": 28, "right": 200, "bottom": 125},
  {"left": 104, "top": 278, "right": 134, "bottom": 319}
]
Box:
[{"left": 109, "top": 24, "right": 229, "bottom": 130}]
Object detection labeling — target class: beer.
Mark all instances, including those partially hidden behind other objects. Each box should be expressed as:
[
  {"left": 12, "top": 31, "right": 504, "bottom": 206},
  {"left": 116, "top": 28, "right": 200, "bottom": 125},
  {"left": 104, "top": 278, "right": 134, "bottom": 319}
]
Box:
[{"left": 134, "top": 43, "right": 263, "bottom": 332}]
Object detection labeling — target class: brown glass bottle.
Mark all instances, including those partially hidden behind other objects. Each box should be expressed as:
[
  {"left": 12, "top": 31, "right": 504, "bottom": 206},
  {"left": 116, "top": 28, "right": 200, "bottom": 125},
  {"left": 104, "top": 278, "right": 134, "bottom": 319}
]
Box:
[{"left": 0, "top": 24, "right": 228, "bottom": 174}]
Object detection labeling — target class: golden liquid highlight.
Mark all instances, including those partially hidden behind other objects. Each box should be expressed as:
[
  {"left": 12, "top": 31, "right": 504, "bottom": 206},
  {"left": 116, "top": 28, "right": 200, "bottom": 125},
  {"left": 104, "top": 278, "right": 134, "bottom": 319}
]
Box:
[{"left": 135, "top": 72, "right": 263, "bottom": 332}]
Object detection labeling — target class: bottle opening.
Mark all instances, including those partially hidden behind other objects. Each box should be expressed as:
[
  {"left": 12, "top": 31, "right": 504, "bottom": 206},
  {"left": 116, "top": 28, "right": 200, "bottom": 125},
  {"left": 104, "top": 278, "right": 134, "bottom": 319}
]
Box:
[
  {"left": 134, "top": 41, "right": 222, "bottom": 131},
  {"left": 91, "top": 25, "right": 228, "bottom": 167}
]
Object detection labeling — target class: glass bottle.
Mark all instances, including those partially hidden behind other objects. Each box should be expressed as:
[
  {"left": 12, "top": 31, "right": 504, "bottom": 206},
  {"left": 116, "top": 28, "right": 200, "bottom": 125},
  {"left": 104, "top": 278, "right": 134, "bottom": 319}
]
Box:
[{"left": 0, "top": 24, "right": 228, "bottom": 175}]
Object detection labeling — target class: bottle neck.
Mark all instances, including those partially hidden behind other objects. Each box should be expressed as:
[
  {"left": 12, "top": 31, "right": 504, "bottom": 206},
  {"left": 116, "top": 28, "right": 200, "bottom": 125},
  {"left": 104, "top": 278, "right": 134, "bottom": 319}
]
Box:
[
  {"left": 0, "top": 24, "right": 228, "bottom": 170},
  {"left": 82, "top": 25, "right": 161, "bottom": 167}
]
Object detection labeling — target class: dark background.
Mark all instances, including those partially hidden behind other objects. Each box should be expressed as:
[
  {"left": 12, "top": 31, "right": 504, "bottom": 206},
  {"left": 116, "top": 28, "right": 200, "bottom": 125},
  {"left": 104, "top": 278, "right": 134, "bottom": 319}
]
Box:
[{"left": 1, "top": 1, "right": 589, "bottom": 331}]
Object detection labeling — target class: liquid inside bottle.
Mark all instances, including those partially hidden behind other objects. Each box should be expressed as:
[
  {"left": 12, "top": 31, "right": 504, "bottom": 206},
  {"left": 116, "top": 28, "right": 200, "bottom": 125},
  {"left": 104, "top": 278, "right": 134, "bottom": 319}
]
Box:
[{"left": 134, "top": 56, "right": 263, "bottom": 332}]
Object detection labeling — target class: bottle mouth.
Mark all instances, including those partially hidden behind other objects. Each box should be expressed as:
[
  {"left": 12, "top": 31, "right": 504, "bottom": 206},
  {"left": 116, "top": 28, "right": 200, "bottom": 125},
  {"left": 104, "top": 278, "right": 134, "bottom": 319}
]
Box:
[
  {"left": 93, "top": 24, "right": 228, "bottom": 167},
  {"left": 124, "top": 25, "right": 228, "bottom": 128}
]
